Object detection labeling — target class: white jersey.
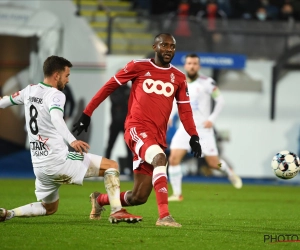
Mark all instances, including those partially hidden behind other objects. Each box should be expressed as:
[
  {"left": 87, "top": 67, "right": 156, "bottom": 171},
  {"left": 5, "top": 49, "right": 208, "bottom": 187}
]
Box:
[
  {"left": 8, "top": 82, "right": 70, "bottom": 167},
  {"left": 171, "top": 74, "right": 225, "bottom": 129}
]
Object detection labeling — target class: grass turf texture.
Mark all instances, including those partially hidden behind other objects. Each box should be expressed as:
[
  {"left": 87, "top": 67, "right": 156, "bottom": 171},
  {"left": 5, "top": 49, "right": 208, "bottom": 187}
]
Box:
[{"left": 1, "top": 179, "right": 300, "bottom": 250}]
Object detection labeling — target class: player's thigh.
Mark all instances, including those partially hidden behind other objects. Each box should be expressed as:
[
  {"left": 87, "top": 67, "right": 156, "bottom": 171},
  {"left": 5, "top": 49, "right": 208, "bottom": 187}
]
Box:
[
  {"left": 84, "top": 153, "right": 118, "bottom": 178},
  {"left": 198, "top": 128, "right": 219, "bottom": 156},
  {"left": 125, "top": 126, "right": 165, "bottom": 168},
  {"left": 169, "top": 149, "right": 188, "bottom": 165},
  {"left": 34, "top": 168, "right": 61, "bottom": 204},
  {"left": 54, "top": 153, "right": 91, "bottom": 185},
  {"left": 170, "top": 126, "right": 190, "bottom": 151}
]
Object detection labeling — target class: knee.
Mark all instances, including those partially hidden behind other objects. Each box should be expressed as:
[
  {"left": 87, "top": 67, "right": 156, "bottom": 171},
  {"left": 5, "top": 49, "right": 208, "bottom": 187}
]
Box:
[
  {"left": 152, "top": 153, "right": 167, "bottom": 167},
  {"left": 169, "top": 155, "right": 180, "bottom": 166},
  {"left": 145, "top": 145, "right": 166, "bottom": 166},
  {"left": 130, "top": 193, "right": 148, "bottom": 205},
  {"left": 109, "top": 160, "right": 119, "bottom": 171},
  {"left": 205, "top": 157, "right": 219, "bottom": 169}
]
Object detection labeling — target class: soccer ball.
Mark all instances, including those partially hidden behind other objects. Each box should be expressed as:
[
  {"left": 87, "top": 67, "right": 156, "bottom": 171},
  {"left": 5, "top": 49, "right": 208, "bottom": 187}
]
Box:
[{"left": 271, "top": 150, "right": 300, "bottom": 179}]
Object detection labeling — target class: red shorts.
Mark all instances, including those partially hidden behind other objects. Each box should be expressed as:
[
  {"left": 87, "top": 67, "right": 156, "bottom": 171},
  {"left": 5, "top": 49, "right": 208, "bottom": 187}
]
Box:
[{"left": 124, "top": 126, "right": 165, "bottom": 176}]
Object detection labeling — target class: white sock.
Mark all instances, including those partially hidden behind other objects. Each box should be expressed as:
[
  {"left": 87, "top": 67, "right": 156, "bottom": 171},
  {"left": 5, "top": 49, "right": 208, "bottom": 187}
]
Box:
[
  {"left": 104, "top": 168, "right": 122, "bottom": 214},
  {"left": 168, "top": 165, "right": 182, "bottom": 196},
  {"left": 218, "top": 159, "right": 233, "bottom": 177},
  {"left": 7, "top": 202, "right": 46, "bottom": 219}
]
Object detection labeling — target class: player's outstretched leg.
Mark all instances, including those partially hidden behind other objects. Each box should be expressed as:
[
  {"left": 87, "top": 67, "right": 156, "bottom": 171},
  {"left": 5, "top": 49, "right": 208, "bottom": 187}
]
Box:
[
  {"left": 0, "top": 208, "right": 9, "bottom": 222},
  {"left": 219, "top": 159, "right": 242, "bottom": 189},
  {"left": 168, "top": 164, "right": 183, "bottom": 202},
  {"left": 90, "top": 191, "right": 143, "bottom": 223},
  {"left": 89, "top": 192, "right": 106, "bottom": 220},
  {"left": 228, "top": 170, "right": 243, "bottom": 189},
  {"left": 168, "top": 194, "right": 184, "bottom": 202},
  {"left": 0, "top": 202, "right": 47, "bottom": 222},
  {"left": 156, "top": 215, "right": 182, "bottom": 227}
]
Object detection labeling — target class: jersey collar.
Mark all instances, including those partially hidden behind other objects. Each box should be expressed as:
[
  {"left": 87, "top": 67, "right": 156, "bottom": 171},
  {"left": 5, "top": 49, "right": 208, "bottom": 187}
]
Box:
[{"left": 39, "top": 82, "right": 52, "bottom": 88}]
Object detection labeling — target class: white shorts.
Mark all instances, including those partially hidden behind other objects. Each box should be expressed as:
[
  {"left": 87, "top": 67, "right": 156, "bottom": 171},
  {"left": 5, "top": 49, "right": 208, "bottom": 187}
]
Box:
[
  {"left": 170, "top": 126, "right": 218, "bottom": 156},
  {"left": 33, "top": 152, "right": 102, "bottom": 203}
]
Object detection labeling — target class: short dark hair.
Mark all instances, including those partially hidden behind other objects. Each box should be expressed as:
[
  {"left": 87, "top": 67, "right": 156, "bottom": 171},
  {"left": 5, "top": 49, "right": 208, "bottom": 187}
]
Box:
[
  {"left": 153, "top": 33, "right": 174, "bottom": 43},
  {"left": 185, "top": 53, "right": 199, "bottom": 60},
  {"left": 43, "top": 56, "right": 72, "bottom": 77}
]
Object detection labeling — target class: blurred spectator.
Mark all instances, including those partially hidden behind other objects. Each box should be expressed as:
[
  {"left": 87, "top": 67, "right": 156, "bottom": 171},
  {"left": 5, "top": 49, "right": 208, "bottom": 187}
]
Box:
[
  {"left": 105, "top": 83, "right": 132, "bottom": 175},
  {"left": 175, "top": 0, "right": 191, "bottom": 36},
  {"left": 62, "top": 84, "right": 75, "bottom": 121},
  {"left": 197, "top": 0, "right": 228, "bottom": 19},
  {"left": 255, "top": 6, "right": 270, "bottom": 20},
  {"left": 258, "top": 0, "right": 280, "bottom": 19},
  {"left": 279, "top": 2, "right": 295, "bottom": 20},
  {"left": 206, "top": 0, "right": 219, "bottom": 29}
]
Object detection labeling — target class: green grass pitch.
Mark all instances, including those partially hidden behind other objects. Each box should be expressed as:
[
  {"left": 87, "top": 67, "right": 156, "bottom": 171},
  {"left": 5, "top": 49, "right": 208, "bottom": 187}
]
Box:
[{"left": 1, "top": 179, "right": 300, "bottom": 250}]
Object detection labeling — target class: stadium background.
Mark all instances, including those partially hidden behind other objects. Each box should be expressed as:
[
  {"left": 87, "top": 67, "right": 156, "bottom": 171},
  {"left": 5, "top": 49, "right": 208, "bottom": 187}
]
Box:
[{"left": 0, "top": 0, "right": 300, "bottom": 181}]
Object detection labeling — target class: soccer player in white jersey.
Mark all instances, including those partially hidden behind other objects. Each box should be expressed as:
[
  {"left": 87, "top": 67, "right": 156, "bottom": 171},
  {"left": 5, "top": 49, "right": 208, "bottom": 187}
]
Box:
[
  {"left": 168, "top": 53, "right": 243, "bottom": 202},
  {"left": 0, "top": 56, "right": 142, "bottom": 223}
]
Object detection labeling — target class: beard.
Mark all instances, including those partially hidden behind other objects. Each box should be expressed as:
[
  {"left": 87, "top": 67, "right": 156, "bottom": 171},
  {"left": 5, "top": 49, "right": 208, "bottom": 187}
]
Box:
[
  {"left": 187, "top": 72, "right": 198, "bottom": 81},
  {"left": 157, "top": 53, "right": 174, "bottom": 66},
  {"left": 57, "top": 79, "right": 65, "bottom": 91}
]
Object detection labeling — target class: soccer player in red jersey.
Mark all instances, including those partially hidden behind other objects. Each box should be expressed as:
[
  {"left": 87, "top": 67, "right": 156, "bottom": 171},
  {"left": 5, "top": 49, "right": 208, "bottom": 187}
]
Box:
[{"left": 73, "top": 33, "right": 202, "bottom": 227}]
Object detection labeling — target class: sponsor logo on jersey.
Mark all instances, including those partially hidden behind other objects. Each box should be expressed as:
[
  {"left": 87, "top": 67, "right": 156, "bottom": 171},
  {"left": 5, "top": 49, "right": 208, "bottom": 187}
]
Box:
[
  {"left": 170, "top": 73, "right": 175, "bottom": 83},
  {"left": 53, "top": 97, "right": 60, "bottom": 103},
  {"left": 142, "top": 79, "right": 174, "bottom": 97},
  {"left": 51, "top": 104, "right": 61, "bottom": 107},
  {"left": 30, "top": 135, "right": 49, "bottom": 157},
  {"left": 28, "top": 96, "right": 43, "bottom": 104},
  {"left": 12, "top": 91, "right": 20, "bottom": 98}
]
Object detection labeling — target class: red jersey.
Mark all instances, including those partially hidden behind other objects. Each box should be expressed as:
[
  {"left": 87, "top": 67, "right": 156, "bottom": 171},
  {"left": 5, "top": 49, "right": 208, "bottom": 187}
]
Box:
[{"left": 84, "top": 58, "right": 198, "bottom": 147}]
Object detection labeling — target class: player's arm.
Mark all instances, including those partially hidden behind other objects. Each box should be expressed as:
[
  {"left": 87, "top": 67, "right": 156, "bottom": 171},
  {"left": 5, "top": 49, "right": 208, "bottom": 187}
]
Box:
[
  {"left": 209, "top": 86, "right": 225, "bottom": 123},
  {"left": 176, "top": 78, "right": 201, "bottom": 158},
  {"left": 73, "top": 61, "right": 137, "bottom": 135},
  {"left": 0, "top": 89, "right": 25, "bottom": 109},
  {"left": 203, "top": 81, "right": 225, "bottom": 128},
  {"left": 49, "top": 92, "right": 89, "bottom": 154},
  {"left": 0, "top": 96, "right": 12, "bottom": 109}
]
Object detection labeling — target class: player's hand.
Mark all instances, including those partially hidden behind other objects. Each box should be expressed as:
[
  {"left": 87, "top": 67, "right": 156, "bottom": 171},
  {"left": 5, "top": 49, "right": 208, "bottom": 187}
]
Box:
[
  {"left": 189, "top": 135, "right": 202, "bottom": 158},
  {"left": 167, "top": 119, "right": 173, "bottom": 128},
  {"left": 203, "top": 120, "right": 213, "bottom": 128},
  {"left": 0, "top": 96, "right": 9, "bottom": 101},
  {"left": 70, "top": 140, "right": 90, "bottom": 155},
  {"left": 72, "top": 112, "right": 91, "bottom": 135}
]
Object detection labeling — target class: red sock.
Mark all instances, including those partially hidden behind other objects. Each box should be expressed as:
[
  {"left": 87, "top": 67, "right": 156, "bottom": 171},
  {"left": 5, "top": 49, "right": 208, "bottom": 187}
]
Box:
[
  {"left": 120, "top": 191, "right": 131, "bottom": 207},
  {"left": 153, "top": 176, "right": 169, "bottom": 219},
  {"left": 97, "top": 192, "right": 131, "bottom": 207},
  {"left": 97, "top": 193, "right": 109, "bottom": 206}
]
